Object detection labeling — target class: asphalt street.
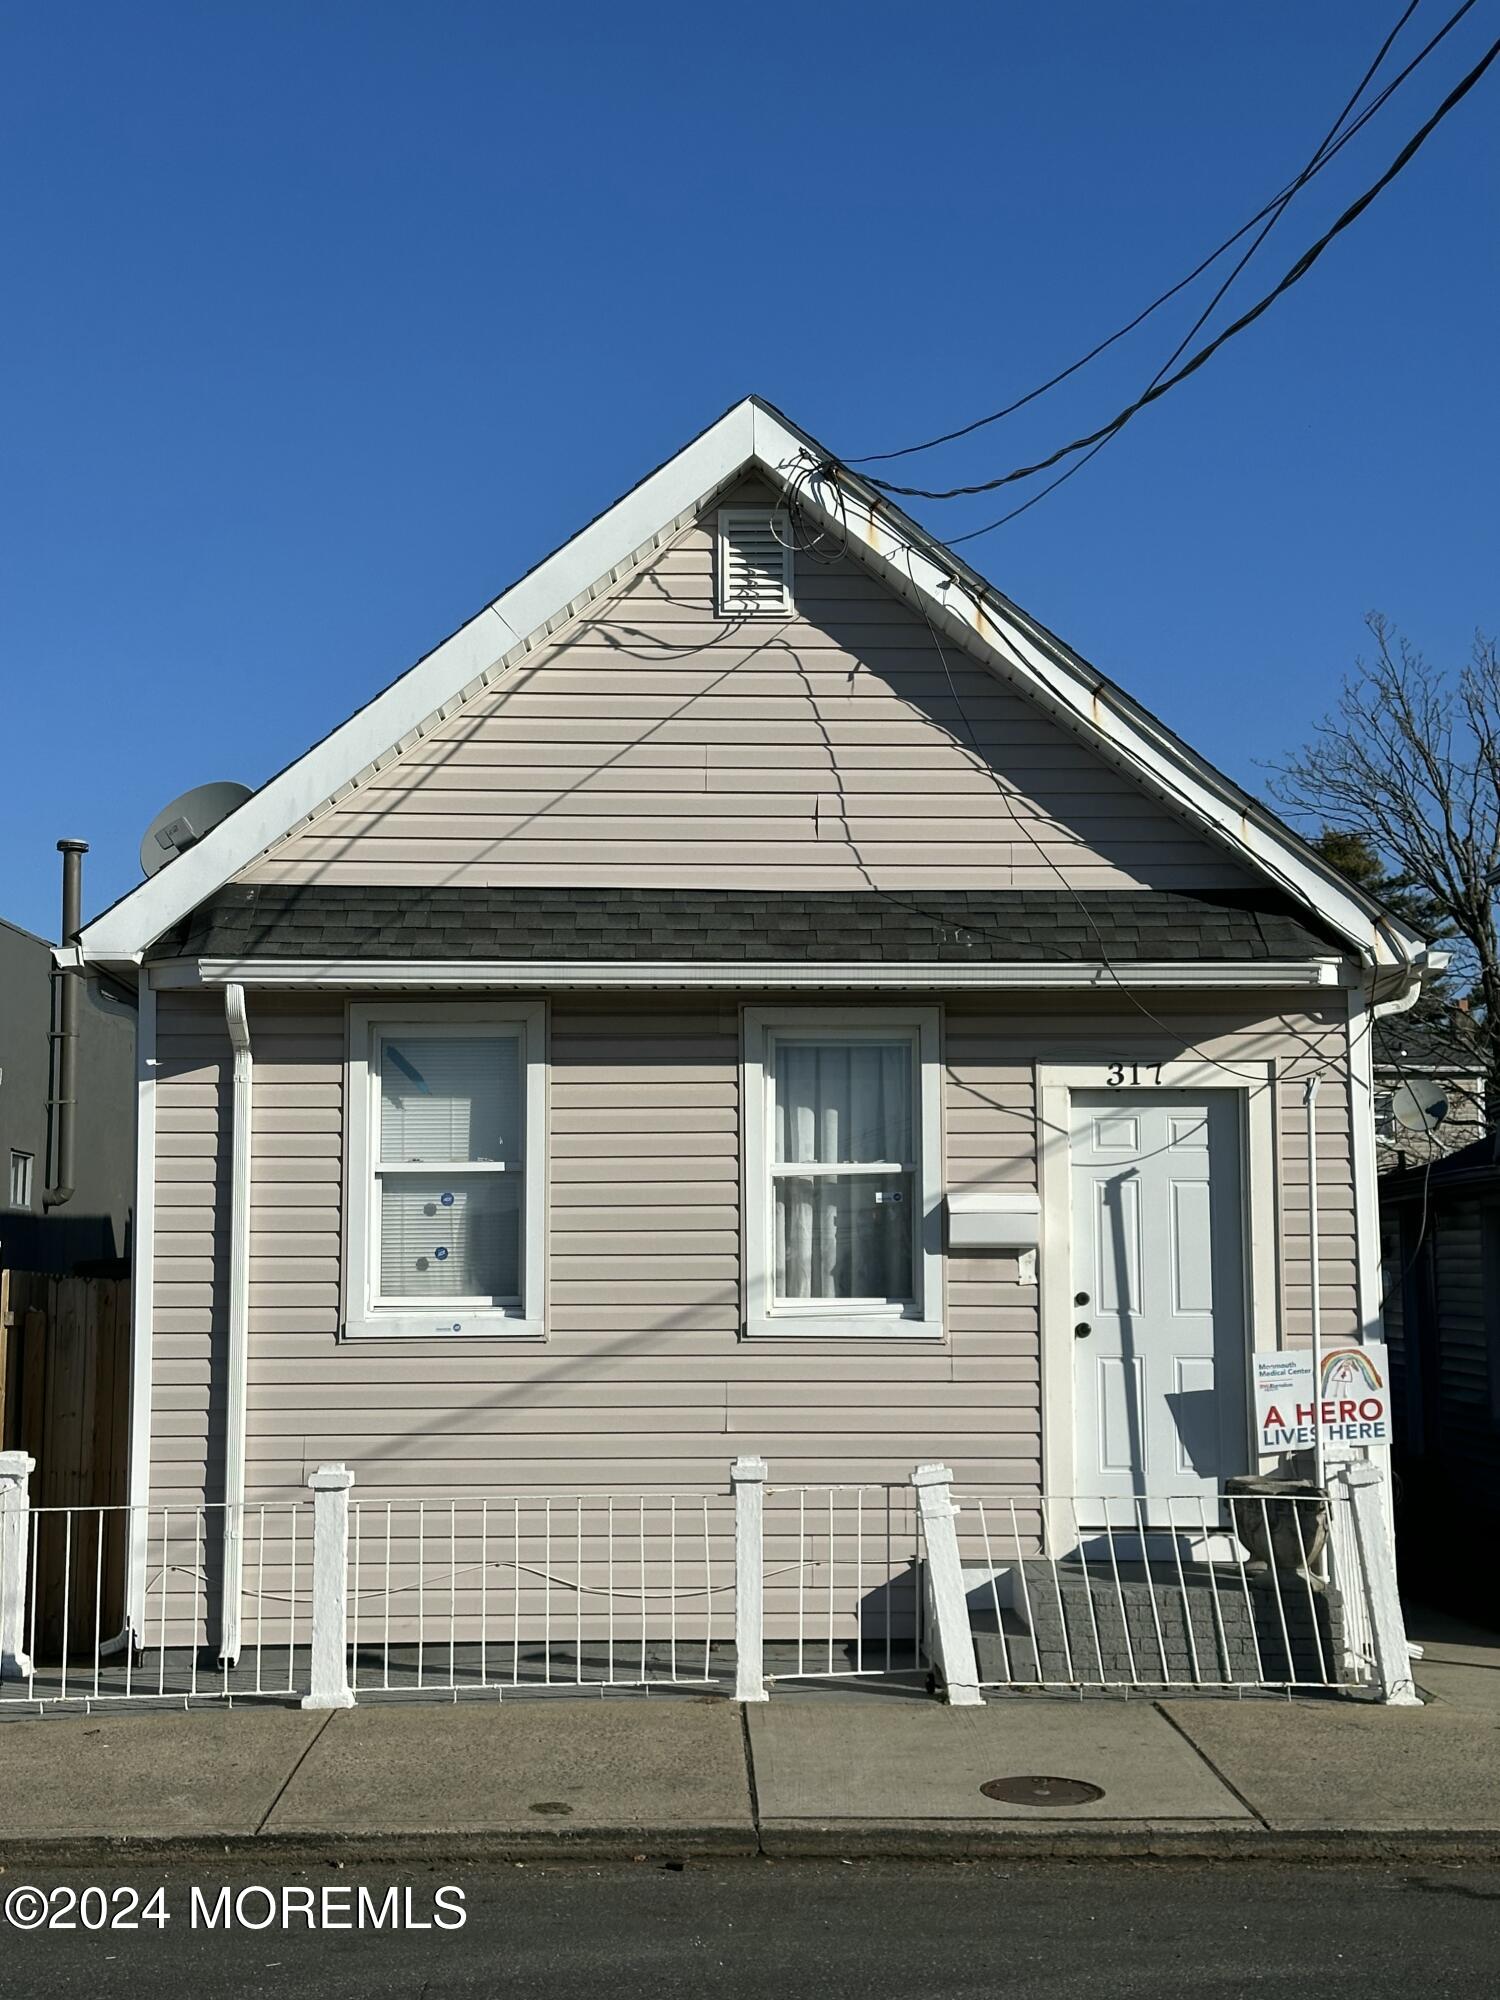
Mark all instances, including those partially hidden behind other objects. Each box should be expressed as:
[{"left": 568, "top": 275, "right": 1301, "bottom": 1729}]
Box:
[{"left": 3, "top": 1859, "right": 1500, "bottom": 1999}]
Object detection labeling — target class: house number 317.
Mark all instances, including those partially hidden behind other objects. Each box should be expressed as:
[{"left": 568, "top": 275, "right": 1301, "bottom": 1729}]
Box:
[{"left": 1105, "top": 1063, "right": 1164, "bottom": 1087}]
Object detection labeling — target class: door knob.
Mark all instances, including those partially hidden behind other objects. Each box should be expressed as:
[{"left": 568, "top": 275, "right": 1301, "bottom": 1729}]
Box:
[
  {"left": 1074, "top": 1291, "right": 1090, "bottom": 1307},
  {"left": 1074, "top": 1321, "right": 1092, "bottom": 1338}
]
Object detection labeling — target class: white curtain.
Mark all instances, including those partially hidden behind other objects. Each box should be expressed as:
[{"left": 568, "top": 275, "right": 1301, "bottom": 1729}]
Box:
[
  {"left": 773, "top": 1042, "right": 914, "bottom": 1303},
  {"left": 775, "top": 1043, "right": 912, "bottom": 1165},
  {"left": 377, "top": 1034, "right": 522, "bottom": 1302}
]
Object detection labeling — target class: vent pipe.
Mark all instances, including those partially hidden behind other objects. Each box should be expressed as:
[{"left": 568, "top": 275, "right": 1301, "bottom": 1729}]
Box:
[{"left": 43, "top": 839, "right": 88, "bottom": 1211}]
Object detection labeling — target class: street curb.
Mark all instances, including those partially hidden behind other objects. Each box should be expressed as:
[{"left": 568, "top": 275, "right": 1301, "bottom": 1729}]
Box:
[
  {"left": 755, "top": 1822, "right": 1500, "bottom": 1862},
  {"left": 5, "top": 1824, "right": 1500, "bottom": 1868},
  {"left": 0, "top": 1826, "right": 761, "bottom": 1869}
]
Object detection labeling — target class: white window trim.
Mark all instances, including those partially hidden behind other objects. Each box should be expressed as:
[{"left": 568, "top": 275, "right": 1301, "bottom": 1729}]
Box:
[
  {"left": 345, "top": 1000, "right": 547, "bottom": 1341},
  {"left": 716, "top": 507, "right": 794, "bottom": 618},
  {"left": 9, "top": 1149, "right": 34, "bottom": 1210},
  {"left": 741, "top": 1006, "right": 944, "bottom": 1342}
]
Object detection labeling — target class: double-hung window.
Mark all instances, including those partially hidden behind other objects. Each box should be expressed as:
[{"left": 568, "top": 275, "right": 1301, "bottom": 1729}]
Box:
[
  {"left": 346, "top": 1003, "right": 545, "bottom": 1339},
  {"left": 743, "top": 1008, "right": 942, "bottom": 1339}
]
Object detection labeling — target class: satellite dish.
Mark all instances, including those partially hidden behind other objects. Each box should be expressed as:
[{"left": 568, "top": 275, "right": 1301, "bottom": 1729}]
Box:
[
  {"left": 140, "top": 781, "right": 253, "bottom": 877},
  {"left": 1390, "top": 1078, "right": 1449, "bottom": 1134}
]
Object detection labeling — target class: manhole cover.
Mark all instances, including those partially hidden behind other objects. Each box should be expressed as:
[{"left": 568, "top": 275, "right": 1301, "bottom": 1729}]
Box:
[{"left": 980, "top": 1775, "right": 1105, "bottom": 1808}]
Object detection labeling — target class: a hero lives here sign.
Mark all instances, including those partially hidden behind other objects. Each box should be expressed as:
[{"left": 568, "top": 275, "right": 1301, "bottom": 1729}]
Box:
[{"left": 1253, "top": 1343, "right": 1391, "bottom": 1452}]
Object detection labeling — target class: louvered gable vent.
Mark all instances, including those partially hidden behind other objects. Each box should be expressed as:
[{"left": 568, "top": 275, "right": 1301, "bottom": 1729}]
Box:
[{"left": 717, "top": 508, "right": 793, "bottom": 618}]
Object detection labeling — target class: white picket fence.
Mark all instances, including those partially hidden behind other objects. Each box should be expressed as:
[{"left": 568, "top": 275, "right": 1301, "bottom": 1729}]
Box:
[{"left": 0, "top": 1448, "right": 1418, "bottom": 1714}]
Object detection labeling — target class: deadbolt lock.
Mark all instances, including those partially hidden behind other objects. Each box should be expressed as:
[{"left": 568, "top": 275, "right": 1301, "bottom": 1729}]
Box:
[{"left": 1074, "top": 1322, "right": 1092, "bottom": 1339}]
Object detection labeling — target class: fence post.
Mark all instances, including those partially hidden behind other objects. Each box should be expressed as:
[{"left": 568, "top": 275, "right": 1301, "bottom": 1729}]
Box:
[
  {"left": 912, "top": 1463, "right": 983, "bottom": 1706},
  {"left": 302, "top": 1463, "right": 355, "bottom": 1710},
  {"left": 732, "top": 1455, "right": 768, "bottom": 1702},
  {"left": 0, "top": 1450, "right": 36, "bottom": 1679},
  {"left": 1331, "top": 1459, "right": 1420, "bottom": 1706}
]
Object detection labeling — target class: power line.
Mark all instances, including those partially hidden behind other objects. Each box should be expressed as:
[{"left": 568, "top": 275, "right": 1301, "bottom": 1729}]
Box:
[
  {"left": 940, "top": 0, "right": 1433, "bottom": 543},
  {"left": 861, "top": 28, "right": 1499, "bottom": 505},
  {"left": 852, "top": 0, "right": 1476, "bottom": 471}
]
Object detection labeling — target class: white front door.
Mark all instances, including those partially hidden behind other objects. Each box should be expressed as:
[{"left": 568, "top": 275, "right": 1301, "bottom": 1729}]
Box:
[{"left": 1070, "top": 1090, "right": 1248, "bottom": 1511}]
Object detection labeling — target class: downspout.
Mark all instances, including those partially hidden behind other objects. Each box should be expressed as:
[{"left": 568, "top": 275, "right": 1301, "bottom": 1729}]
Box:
[
  {"left": 104, "top": 973, "right": 155, "bottom": 1659},
  {"left": 1304, "top": 1074, "right": 1324, "bottom": 1494},
  {"left": 221, "top": 982, "right": 252, "bottom": 1662},
  {"left": 43, "top": 839, "right": 88, "bottom": 1210}
]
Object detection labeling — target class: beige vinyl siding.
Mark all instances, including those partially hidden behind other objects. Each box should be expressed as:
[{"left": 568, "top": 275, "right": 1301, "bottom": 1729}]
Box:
[
  {"left": 151, "top": 992, "right": 231, "bottom": 1513},
  {"left": 148, "top": 989, "right": 1357, "bottom": 1529},
  {"left": 1277, "top": 1068, "right": 1359, "bottom": 1346},
  {"left": 237, "top": 489, "right": 1249, "bottom": 894}
]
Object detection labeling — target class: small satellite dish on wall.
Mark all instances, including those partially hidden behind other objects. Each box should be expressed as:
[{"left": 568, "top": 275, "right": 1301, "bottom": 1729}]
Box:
[
  {"left": 140, "top": 781, "right": 253, "bottom": 877},
  {"left": 1390, "top": 1078, "right": 1449, "bottom": 1134}
]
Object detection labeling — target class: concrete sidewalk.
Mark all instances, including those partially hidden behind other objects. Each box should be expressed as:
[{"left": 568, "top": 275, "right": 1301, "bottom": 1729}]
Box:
[{"left": 2, "top": 1609, "right": 1497, "bottom": 1863}]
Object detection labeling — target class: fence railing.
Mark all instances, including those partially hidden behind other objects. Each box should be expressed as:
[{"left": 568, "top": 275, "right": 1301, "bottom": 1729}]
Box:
[
  {"left": 951, "top": 1488, "right": 1355, "bottom": 1694},
  {"left": 758, "top": 1479, "right": 927, "bottom": 1686},
  {"left": 0, "top": 1448, "right": 1418, "bottom": 1714},
  {"left": 345, "top": 1490, "right": 736, "bottom": 1698},
  {"left": 0, "top": 1464, "right": 313, "bottom": 1711}
]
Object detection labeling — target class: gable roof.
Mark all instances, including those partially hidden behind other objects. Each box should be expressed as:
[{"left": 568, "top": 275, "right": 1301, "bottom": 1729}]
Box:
[{"left": 76, "top": 395, "right": 1429, "bottom": 993}]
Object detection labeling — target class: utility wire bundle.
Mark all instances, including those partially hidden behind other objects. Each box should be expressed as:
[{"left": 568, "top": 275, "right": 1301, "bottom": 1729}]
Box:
[{"left": 841, "top": 2, "right": 1496, "bottom": 543}]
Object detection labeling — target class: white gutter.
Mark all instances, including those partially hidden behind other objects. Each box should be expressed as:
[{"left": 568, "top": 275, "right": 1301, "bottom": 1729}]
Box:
[
  {"left": 1347, "top": 983, "right": 1383, "bottom": 1348},
  {"left": 1305, "top": 1073, "right": 1324, "bottom": 1494},
  {"left": 122, "top": 976, "right": 157, "bottom": 1649},
  {"left": 149, "top": 956, "right": 1347, "bottom": 993},
  {"left": 1352, "top": 948, "right": 1450, "bottom": 1344},
  {"left": 220, "top": 982, "right": 253, "bottom": 1663}
]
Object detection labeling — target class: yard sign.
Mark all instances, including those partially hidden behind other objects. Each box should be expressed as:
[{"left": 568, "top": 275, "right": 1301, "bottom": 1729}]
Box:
[{"left": 1254, "top": 1342, "right": 1391, "bottom": 1452}]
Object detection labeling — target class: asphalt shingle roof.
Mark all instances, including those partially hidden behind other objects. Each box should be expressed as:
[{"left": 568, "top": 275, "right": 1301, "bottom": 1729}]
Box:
[{"left": 148, "top": 885, "right": 1341, "bottom": 966}]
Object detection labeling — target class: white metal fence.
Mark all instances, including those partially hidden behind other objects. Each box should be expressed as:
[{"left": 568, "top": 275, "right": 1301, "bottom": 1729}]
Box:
[
  {"left": 951, "top": 1489, "right": 1357, "bottom": 1694},
  {"left": 0, "top": 1448, "right": 1417, "bottom": 1715},
  {"left": 760, "top": 1482, "right": 926, "bottom": 1684},
  {"left": 0, "top": 1485, "right": 313, "bottom": 1712},
  {"left": 346, "top": 1492, "right": 736, "bottom": 1698}
]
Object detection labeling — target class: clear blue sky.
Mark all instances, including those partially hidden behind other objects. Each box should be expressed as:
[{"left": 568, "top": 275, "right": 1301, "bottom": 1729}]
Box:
[{"left": 3, "top": 2, "right": 1496, "bottom": 938}]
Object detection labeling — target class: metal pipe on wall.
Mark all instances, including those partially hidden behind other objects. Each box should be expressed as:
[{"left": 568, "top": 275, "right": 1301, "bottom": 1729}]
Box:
[{"left": 43, "top": 839, "right": 88, "bottom": 1211}]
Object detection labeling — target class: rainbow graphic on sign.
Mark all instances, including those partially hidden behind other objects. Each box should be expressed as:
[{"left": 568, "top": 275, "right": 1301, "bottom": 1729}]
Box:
[{"left": 1320, "top": 1348, "right": 1384, "bottom": 1395}]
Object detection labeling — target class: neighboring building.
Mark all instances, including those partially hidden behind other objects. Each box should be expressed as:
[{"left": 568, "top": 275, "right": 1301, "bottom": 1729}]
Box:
[
  {"left": 0, "top": 913, "right": 134, "bottom": 1274},
  {"left": 73, "top": 397, "right": 1434, "bottom": 1653},
  {"left": 1381, "top": 1136, "right": 1500, "bottom": 1623},
  {"left": 1374, "top": 1014, "right": 1487, "bottom": 1171}
]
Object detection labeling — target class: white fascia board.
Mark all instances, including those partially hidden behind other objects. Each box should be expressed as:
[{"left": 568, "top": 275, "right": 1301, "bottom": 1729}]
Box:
[
  {"left": 172, "top": 956, "right": 1341, "bottom": 992},
  {"left": 76, "top": 401, "right": 759, "bottom": 961},
  {"left": 747, "top": 403, "right": 1424, "bottom": 981}
]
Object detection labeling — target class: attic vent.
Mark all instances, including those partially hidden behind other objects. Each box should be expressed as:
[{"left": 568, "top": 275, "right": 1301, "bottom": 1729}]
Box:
[{"left": 717, "top": 508, "right": 793, "bottom": 618}]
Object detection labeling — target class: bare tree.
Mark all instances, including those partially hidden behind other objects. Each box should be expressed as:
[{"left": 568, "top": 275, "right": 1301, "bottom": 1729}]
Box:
[{"left": 1270, "top": 614, "right": 1500, "bottom": 1103}]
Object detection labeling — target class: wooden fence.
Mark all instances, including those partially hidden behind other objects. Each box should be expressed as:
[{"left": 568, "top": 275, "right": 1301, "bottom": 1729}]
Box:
[{"left": 0, "top": 1270, "right": 130, "bottom": 1657}]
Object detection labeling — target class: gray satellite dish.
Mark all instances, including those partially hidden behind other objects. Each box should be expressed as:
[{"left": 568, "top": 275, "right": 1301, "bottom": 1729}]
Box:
[
  {"left": 1390, "top": 1078, "right": 1449, "bottom": 1134},
  {"left": 140, "top": 781, "right": 253, "bottom": 877}
]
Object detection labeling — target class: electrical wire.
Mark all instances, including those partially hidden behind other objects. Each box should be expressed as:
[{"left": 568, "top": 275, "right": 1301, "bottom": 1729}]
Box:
[
  {"left": 852, "top": 0, "right": 1476, "bottom": 470},
  {"left": 889, "top": 547, "right": 1366, "bottom": 1090},
  {"left": 771, "top": 452, "right": 852, "bottom": 566},
  {"left": 864, "top": 31, "right": 1500, "bottom": 505}
]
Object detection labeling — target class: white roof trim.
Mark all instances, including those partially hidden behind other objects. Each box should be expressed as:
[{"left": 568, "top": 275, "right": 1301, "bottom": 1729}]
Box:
[
  {"left": 78, "top": 394, "right": 1423, "bottom": 982},
  {"left": 154, "top": 956, "right": 1344, "bottom": 993}
]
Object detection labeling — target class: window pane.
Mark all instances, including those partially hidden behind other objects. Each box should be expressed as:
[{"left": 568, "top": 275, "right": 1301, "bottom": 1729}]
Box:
[
  {"left": 380, "top": 1035, "right": 520, "bottom": 1164},
  {"left": 774, "top": 1172, "right": 914, "bottom": 1303},
  {"left": 775, "top": 1041, "right": 913, "bottom": 1165},
  {"left": 379, "top": 1172, "right": 521, "bottom": 1301}
]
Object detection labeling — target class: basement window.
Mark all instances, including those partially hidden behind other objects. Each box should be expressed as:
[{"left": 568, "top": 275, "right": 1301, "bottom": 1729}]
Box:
[
  {"left": 717, "top": 508, "right": 794, "bottom": 618},
  {"left": 345, "top": 1003, "right": 546, "bottom": 1340},
  {"left": 741, "top": 1008, "right": 943, "bottom": 1341}
]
